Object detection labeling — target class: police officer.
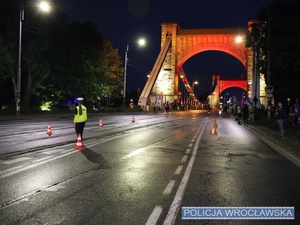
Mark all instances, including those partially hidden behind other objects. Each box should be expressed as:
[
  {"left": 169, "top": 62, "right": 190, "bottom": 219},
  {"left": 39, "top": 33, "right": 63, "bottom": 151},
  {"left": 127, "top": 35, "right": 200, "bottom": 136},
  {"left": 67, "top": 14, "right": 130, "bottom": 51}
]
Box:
[{"left": 74, "top": 97, "right": 87, "bottom": 140}]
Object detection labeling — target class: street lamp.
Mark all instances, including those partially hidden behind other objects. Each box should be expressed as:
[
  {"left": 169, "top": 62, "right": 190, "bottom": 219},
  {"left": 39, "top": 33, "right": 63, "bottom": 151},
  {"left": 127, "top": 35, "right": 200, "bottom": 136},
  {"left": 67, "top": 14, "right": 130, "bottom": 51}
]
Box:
[
  {"left": 224, "top": 92, "right": 229, "bottom": 104},
  {"left": 16, "top": 0, "right": 50, "bottom": 115},
  {"left": 138, "top": 38, "right": 146, "bottom": 47},
  {"left": 122, "top": 44, "right": 129, "bottom": 109},
  {"left": 192, "top": 81, "right": 198, "bottom": 91},
  {"left": 38, "top": 1, "right": 50, "bottom": 12},
  {"left": 179, "top": 74, "right": 184, "bottom": 105},
  {"left": 266, "top": 0, "right": 272, "bottom": 87},
  {"left": 266, "top": 0, "right": 273, "bottom": 118},
  {"left": 122, "top": 38, "right": 146, "bottom": 109},
  {"left": 235, "top": 35, "right": 243, "bottom": 44},
  {"left": 191, "top": 81, "right": 198, "bottom": 108}
]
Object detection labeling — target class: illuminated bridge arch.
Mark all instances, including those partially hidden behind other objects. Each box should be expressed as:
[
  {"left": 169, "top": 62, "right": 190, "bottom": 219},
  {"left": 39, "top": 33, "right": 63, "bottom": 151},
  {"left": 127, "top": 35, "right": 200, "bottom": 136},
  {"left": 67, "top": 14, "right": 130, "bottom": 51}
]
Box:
[
  {"left": 209, "top": 75, "right": 248, "bottom": 107},
  {"left": 138, "top": 22, "right": 266, "bottom": 109},
  {"left": 177, "top": 34, "right": 248, "bottom": 71},
  {"left": 218, "top": 79, "right": 248, "bottom": 94}
]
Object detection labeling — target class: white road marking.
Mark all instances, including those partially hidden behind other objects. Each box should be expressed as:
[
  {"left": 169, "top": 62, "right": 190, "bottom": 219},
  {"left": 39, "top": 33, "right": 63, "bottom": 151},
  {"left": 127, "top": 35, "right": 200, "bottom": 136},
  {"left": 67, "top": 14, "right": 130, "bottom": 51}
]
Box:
[
  {"left": 145, "top": 206, "right": 163, "bottom": 225},
  {"left": 2, "top": 157, "right": 31, "bottom": 165},
  {"left": 163, "top": 117, "right": 207, "bottom": 225},
  {"left": 185, "top": 149, "right": 190, "bottom": 154},
  {"left": 40, "top": 149, "right": 66, "bottom": 155},
  {"left": 174, "top": 165, "right": 183, "bottom": 175},
  {"left": 0, "top": 164, "right": 24, "bottom": 176},
  {"left": 0, "top": 128, "right": 175, "bottom": 180},
  {"left": 188, "top": 143, "right": 193, "bottom": 147},
  {"left": 163, "top": 180, "right": 176, "bottom": 195},
  {"left": 0, "top": 150, "right": 76, "bottom": 179},
  {"left": 33, "top": 156, "right": 54, "bottom": 162},
  {"left": 119, "top": 148, "right": 146, "bottom": 161},
  {"left": 191, "top": 139, "right": 195, "bottom": 143},
  {"left": 181, "top": 155, "right": 188, "bottom": 163}
]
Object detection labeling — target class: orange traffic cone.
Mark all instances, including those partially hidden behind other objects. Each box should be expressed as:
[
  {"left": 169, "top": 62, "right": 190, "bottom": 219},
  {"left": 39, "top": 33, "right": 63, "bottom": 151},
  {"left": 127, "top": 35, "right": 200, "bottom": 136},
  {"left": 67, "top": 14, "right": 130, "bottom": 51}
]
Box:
[
  {"left": 99, "top": 119, "right": 103, "bottom": 128},
  {"left": 46, "top": 123, "right": 52, "bottom": 136},
  {"left": 75, "top": 134, "right": 84, "bottom": 150},
  {"left": 131, "top": 116, "right": 135, "bottom": 123}
]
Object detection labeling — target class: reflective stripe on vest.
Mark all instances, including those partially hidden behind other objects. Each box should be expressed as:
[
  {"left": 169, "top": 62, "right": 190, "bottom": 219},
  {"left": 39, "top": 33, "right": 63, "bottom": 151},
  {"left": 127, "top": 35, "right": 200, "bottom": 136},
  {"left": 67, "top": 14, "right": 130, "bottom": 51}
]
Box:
[{"left": 74, "top": 105, "right": 87, "bottom": 123}]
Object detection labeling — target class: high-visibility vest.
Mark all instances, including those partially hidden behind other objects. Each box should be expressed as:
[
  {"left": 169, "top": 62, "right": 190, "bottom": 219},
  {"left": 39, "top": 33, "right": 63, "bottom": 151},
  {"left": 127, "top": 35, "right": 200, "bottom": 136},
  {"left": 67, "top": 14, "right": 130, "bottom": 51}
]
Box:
[{"left": 74, "top": 105, "right": 87, "bottom": 123}]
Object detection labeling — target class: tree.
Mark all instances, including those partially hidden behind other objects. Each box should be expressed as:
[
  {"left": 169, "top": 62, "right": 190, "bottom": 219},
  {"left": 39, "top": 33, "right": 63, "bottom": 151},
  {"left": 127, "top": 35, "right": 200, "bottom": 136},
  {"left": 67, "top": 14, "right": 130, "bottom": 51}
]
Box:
[
  {"left": 43, "top": 21, "right": 123, "bottom": 108},
  {"left": 0, "top": 0, "right": 18, "bottom": 106},
  {"left": 247, "top": 0, "right": 300, "bottom": 103},
  {"left": 268, "top": 0, "right": 300, "bottom": 102},
  {"left": 0, "top": 1, "right": 124, "bottom": 111},
  {"left": 22, "top": 42, "right": 50, "bottom": 108},
  {"left": 0, "top": 36, "right": 16, "bottom": 106},
  {"left": 99, "top": 39, "right": 123, "bottom": 102}
]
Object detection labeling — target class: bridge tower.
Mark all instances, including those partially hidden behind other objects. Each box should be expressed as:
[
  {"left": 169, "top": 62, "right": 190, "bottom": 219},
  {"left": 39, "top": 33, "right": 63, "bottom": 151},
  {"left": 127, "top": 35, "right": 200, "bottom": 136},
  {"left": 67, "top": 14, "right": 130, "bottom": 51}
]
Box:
[
  {"left": 138, "top": 22, "right": 267, "bottom": 109},
  {"left": 210, "top": 75, "right": 248, "bottom": 108}
]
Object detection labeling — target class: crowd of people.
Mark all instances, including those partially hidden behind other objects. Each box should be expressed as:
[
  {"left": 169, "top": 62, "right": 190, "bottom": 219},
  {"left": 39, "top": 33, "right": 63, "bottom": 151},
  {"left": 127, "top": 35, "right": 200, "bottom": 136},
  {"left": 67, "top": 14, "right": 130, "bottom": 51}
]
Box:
[
  {"left": 222, "top": 100, "right": 300, "bottom": 139},
  {"left": 142, "top": 97, "right": 300, "bottom": 140},
  {"left": 222, "top": 101, "right": 255, "bottom": 125}
]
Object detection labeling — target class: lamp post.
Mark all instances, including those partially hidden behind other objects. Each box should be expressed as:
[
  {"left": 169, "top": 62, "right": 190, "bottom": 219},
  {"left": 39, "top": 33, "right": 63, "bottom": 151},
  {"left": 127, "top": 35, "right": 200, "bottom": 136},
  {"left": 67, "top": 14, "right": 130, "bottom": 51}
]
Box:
[
  {"left": 16, "top": 4, "right": 24, "bottom": 116},
  {"left": 224, "top": 92, "right": 229, "bottom": 105},
  {"left": 122, "top": 38, "right": 146, "bottom": 109},
  {"left": 180, "top": 74, "right": 184, "bottom": 106},
  {"left": 266, "top": 0, "right": 272, "bottom": 118},
  {"left": 252, "top": 42, "right": 260, "bottom": 107},
  {"left": 16, "top": 1, "right": 50, "bottom": 115},
  {"left": 191, "top": 81, "right": 198, "bottom": 108},
  {"left": 192, "top": 81, "right": 198, "bottom": 91},
  {"left": 266, "top": 0, "right": 273, "bottom": 87},
  {"left": 123, "top": 44, "right": 129, "bottom": 109}
]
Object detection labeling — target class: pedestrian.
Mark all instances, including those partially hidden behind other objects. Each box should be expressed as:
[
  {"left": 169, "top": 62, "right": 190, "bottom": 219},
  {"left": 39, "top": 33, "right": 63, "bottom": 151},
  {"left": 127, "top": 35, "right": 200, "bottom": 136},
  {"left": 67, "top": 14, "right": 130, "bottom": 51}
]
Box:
[
  {"left": 233, "top": 104, "right": 238, "bottom": 120},
  {"left": 222, "top": 104, "right": 228, "bottom": 118},
  {"left": 241, "top": 103, "right": 249, "bottom": 123},
  {"left": 248, "top": 102, "right": 255, "bottom": 124},
  {"left": 164, "top": 101, "right": 170, "bottom": 118},
  {"left": 275, "top": 101, "right": 286, "bottom": 139},
  {"left": 237, "top": 102, "right": 242, "bottom": 125},
  {"left": 74, "top": 97, "right": 88, "bottom": 140},
  {"left": 294, "top": 102, "right": 300, "bottom": 131}
]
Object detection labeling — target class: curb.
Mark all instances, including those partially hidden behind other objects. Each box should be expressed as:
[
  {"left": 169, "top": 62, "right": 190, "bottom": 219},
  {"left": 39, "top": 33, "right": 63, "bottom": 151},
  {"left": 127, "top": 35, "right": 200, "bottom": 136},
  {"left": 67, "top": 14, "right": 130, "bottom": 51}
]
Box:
[{"left": 246, "top": 124, "right": 300, "bottom": 168}]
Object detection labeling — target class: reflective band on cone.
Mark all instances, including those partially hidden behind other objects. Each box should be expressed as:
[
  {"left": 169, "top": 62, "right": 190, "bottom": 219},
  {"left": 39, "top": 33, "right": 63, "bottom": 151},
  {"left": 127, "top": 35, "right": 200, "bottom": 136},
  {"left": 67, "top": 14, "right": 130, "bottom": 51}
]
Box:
[
  {"left": 99, "top": 119, "right": 103, "bottom": 128},
  {"left": 75, "top": 134, "right": 84, "bottom": 150},
  {"left": 46, "top": 123, "right": 52, "bottom": 136}
]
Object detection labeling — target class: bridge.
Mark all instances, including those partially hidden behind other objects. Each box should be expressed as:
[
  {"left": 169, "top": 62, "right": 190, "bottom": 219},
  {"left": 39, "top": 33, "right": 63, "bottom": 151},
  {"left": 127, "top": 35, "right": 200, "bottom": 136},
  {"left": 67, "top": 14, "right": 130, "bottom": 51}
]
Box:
[{"left": 138, "top": 22, "right": 267, "bottom": 109}]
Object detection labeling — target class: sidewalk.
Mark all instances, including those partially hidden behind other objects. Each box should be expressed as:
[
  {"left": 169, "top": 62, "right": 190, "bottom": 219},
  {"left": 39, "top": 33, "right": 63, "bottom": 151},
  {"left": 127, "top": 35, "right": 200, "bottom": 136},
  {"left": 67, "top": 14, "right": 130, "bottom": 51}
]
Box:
[{"left": 244, "top": 121, "right": 300, "bottom": 167}]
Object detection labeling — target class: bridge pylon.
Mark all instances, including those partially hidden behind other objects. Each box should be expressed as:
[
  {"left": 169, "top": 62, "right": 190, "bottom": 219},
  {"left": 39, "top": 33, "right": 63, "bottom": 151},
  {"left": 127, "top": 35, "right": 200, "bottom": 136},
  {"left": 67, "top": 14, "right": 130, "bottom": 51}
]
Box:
[{"left": 138, "top": 22, "right": 267, "bottom": 110}]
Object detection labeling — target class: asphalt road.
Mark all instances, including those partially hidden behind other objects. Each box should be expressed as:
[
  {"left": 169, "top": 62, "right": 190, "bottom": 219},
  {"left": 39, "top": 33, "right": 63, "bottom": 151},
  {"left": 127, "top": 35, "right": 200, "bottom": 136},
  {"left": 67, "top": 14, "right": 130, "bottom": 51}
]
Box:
[{"left": 0, "top": 111, "right": 299, "bottom": 225}]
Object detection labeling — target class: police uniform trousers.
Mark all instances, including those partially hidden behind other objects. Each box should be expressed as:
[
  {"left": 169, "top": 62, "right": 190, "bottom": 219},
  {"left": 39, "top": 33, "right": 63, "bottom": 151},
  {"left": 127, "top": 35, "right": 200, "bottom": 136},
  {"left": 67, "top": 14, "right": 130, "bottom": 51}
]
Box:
[{"left": 75, "top": 122, "right": 86, "bottom": 139}]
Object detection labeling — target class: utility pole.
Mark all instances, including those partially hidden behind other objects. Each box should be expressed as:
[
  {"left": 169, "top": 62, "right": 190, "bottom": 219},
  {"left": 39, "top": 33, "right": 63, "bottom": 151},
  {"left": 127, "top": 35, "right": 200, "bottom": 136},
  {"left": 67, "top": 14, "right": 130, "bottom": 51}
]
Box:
[
  {"left": 16, "top": 2, "right": 24, "bottom": 116},
  {"left": 266, "top": 0, "right": 272, "bottom": 118},
  {"left": 123, "top": 44, "right": 129, "bottom": 109}
]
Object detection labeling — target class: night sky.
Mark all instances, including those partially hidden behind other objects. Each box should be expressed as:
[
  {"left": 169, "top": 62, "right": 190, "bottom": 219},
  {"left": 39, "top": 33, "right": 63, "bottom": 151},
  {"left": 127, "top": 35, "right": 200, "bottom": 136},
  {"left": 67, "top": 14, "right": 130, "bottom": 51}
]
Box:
[{"left": 60, "top": 0, "right": 266, "bottom": 97}]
